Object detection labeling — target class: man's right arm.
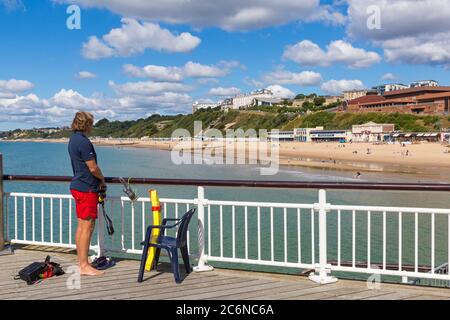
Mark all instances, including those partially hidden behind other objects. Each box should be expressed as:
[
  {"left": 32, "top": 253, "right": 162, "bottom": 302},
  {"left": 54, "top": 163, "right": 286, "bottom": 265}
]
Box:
[{"left": 85, "top": 159, "right": 106, "bottom": 188}]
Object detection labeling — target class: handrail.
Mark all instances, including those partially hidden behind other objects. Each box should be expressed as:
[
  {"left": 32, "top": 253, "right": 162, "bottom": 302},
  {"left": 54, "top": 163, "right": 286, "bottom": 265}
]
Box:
[{"left": 3, "top": 174, "right": 450, "bottom": 191}]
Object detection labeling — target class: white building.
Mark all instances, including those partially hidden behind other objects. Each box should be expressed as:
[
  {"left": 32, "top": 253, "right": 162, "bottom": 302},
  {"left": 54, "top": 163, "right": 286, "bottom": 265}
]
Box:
[
  {"left": 192, "top": 101, "right": 220, "bottom": 113},
  {"left": 268, "top": 130, "right": 294, "bottom": 141},
  {"left": 351, "top": 122, "right": 395, "bottom": 142},
  {"left": 410, "top": 80, "right": 439, "bottom": 88},
  {"left": 268, "top": 126, "right": 353, "bottom": 142},
  {"left": 294, "top": 127, "right": 324, "bottom": 142},
  {"left": 372, "top": 83, "right": 409, "bottom": 95},
  {"left": 309, "top": 129, "right": 350, "bottom": 142},
  {"left": 221, "top": 89, "right": 274, "bottom": 110},
  {"left": 253, "top": 97, "right": 283, "bottom": 107},
  {"left": 343, "top": 89, "right": 378, "bottom": 101}
]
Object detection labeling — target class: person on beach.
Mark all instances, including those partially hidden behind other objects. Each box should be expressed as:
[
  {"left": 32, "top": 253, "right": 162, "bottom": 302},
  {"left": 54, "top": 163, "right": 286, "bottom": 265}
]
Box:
[{"left": 68, "top": 111, "right": 106, "bottom": 276}]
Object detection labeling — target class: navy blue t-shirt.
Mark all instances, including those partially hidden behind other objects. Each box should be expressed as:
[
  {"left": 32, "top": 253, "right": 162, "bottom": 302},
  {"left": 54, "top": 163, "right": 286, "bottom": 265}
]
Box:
[{"left": 68, "top": 131, "right": 100, "bottom": 192}]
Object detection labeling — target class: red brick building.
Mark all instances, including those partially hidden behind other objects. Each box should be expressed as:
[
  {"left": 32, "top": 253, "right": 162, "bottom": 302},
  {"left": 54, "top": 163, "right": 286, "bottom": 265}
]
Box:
[{"left": 345, "top": 86, "right": 450, "bottom": 114}]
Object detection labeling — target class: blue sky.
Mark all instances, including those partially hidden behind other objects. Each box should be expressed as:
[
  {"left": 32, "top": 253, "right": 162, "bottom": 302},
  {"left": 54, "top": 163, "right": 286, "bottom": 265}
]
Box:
[{"left": 0, "top": 0, "right": 449, "bottom": 130}]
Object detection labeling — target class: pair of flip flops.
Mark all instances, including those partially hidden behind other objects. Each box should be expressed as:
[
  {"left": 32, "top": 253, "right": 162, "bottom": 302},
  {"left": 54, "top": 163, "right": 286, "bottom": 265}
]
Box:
[{"left": 91, "top": 256, "right": 116, "bottom": 270}]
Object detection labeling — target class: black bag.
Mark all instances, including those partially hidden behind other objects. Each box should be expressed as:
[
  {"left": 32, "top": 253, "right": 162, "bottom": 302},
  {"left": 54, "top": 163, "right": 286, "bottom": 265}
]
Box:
[{"left": 14, "top": 255, "right": 64, "bottom": 285}]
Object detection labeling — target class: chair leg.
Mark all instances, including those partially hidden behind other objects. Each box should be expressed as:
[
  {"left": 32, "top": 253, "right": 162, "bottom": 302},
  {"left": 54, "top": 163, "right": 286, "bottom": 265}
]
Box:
[
  {"left": 138, "top": 227, "right": 152, "bottom": 283},
  {"left": 153, "top": 248, "right": 161, "bottom": 270},
  {"left": 181, "top": 245, "right": 192, "bottom": 274},
  {"left": 168, "top": 248, "right": 182, "bottom": 284}
]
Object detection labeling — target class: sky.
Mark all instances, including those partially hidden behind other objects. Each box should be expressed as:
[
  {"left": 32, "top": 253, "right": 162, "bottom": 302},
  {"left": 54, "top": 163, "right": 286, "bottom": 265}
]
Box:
[{"left": 0, "top": 0, "right": 450, "bottom": 130}]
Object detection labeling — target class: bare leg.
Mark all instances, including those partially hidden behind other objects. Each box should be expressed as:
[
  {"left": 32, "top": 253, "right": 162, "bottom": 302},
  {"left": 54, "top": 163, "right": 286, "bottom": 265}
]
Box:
[{"left": 76, "top": 218, "right": 104, "bottom": 276}]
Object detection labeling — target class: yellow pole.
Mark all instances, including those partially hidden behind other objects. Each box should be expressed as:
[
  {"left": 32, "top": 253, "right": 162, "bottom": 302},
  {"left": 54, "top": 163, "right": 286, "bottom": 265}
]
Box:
[{"left": 144, "top": 189, "right": 162, "bottom": 271}]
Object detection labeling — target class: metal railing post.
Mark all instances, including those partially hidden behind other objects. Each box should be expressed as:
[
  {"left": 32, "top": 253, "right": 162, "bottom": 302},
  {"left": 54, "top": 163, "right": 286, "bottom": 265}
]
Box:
[
  {"left": 194, "top": 186, "right": 214, "bottom": 272},
  {"left": 96, "top": 203, "right": 105, "bottom": 257},
  {"left": 0, "top": 153, "right": 13, "bottom": 255},
  {"left": 309, "top": 189, "right": 338, "bottom": 284},
  {"left": 0, "top": 154, "right": 4, "bottom": 251}
]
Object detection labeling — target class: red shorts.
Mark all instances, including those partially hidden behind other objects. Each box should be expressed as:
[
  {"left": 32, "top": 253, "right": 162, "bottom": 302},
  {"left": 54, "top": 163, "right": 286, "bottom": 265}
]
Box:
[{"left": 71, "top": 189, "right": 99, "bottom": 220}]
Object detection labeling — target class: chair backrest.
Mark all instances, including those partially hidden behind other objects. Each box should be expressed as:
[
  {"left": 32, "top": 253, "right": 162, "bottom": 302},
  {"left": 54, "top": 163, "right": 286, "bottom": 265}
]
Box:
[{"left": 176, "top": 208, "right": 196, "bottom": 247}]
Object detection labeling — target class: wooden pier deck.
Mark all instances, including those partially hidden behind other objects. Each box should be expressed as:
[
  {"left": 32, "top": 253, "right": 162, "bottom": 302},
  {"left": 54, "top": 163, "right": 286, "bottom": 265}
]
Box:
[{"left": 1, "top": 247, "right": 449, "bottom": 300}]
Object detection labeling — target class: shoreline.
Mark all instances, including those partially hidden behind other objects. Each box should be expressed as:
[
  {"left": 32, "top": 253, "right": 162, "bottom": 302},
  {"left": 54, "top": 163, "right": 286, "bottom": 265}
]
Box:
[{"left": 3, "top": 138, "right": 450, "bottom": 176}]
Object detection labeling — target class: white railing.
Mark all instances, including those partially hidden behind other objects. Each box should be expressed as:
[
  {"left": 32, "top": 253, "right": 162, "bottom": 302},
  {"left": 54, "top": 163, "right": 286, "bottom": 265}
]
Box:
[{"left": 3, "top": 188, "right": 450, "bottom": 286}]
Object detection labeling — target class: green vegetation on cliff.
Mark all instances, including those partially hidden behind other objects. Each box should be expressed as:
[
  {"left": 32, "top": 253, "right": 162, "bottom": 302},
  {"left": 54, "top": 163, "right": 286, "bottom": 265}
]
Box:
[
  {"left": 282, "top": 112, "right": 444, "bottom": 132},
  {"left": 1, "top": 109, "right": 447, "bottom": 140}
]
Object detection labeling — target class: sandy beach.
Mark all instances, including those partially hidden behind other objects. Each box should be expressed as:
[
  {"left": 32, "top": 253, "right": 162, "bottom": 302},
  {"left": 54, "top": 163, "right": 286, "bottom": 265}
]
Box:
[
  {"left": 6, "top": 138, "right": 450, "bottom": 175},
  {"left": 95, "top": 139, "right": 450, "bottom": 174}
]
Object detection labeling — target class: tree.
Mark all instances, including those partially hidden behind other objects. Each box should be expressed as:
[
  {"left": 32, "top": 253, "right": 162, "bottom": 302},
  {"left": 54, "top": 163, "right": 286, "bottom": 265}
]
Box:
[
  {"left": 313, "top": 97, "right": 326, "bottom": 106},
  {"left": 302, "top": 101, "right": 314, "bottom": 109},
  {"left": 94, "top": 118, "right": 109, "bottom": 127}
]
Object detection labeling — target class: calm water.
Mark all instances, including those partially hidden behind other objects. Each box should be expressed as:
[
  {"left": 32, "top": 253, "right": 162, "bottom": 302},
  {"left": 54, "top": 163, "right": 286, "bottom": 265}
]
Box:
[{"left": 1, "top": 141, "right": 449, "bottom": 279}]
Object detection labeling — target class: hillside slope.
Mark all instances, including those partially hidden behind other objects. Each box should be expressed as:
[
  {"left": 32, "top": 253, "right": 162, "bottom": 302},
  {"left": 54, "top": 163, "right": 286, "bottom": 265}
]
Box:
[{"left": 2, "top": 109, "right": 449, "bottom": 139}]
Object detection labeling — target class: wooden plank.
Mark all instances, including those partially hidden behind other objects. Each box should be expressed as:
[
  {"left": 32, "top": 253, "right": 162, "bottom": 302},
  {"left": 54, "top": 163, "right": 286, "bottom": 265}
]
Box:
[
  {"left": 0, "top": 266, "right": 164, "bottom": 298},
  {"left": 403, "top": 295, "right": 448, "bottom": 300},
  {"left": 363, "top": 291, "right": 421, "bottom": 300},
  {"left": 122, "top": 277, "right": 250, "bottom": 300},
  {"left": 0, "top": 261, "right": 143, "bottom": 286},
  {"left": 125, "top": 279, "right": 265, "bottom": 300},
  {"left": 226, "top": 283, "right": 317, "bottom": 300},
  {"left": 58, "top": 276, "right": 246, "bottom": 300},
  {"left": 176, "top": 280, "right": 292, "bottom": 300},
  {"left": 1, "top": 258, "right": 219, "bottom": 300},
  {"left": 288, "top": 287, "right": 370, "bottom": 300},
  {"left": 323, "top": 289, "right": 394, "bottom": 300},
  {"left": 250, "top": 283, "right": 341, "bottom": 300},
  {"left": 7, "top": 271, "right": 221, "bottom": 300}
]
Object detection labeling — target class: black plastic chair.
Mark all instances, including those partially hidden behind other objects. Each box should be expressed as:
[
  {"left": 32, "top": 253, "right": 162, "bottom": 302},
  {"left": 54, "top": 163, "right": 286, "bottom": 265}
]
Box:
[{"left": 138, "top": 208, "right": 196, "bottom": 283}]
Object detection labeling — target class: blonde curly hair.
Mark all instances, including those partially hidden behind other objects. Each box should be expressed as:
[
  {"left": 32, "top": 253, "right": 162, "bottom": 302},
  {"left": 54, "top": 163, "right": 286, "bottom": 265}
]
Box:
[{"left": 71, "top": 111, "right": 94, "bottom": 132}]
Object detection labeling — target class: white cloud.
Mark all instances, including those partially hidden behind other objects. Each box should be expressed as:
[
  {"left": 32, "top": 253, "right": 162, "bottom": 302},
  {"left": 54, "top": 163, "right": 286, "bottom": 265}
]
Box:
[
  {"left": 0, "top": 79, "right": 34, "bottom": 93},
  {"left": 346, "top": 0, "right": 450, "bottom": 66},
  {"left": 320, "top": 80, "right": 365, "bottom": 95},
  {"left": 347, "top": 0, "right": 450, "bottom": 41},
  {"left": 244, "top": 77, "right": 265, "bottom": 89},
  {"left": 381, "top": 73, "right": 397, "bottom": 81},
  {"left": 74, "top": 71, "right": 96, "bottom": 79},
  {"left": 55, "top": 0, "right": 343, "bottom": 31},
  {"left": 208, "top": 87, "right": 241, "bottom": 97},
  {"left": 1, "top": 0, "right": 25, "bottom": 11},
  {"left": 263, "top": 69, "right": 322, "bottom": 86},
  {"left": 82, "top": 36, "right": 115, "bottom": 60},
  {"left": 196, "top": 78, "right": 220, "bottom": 85},
  {"left": 50, "top": 89, "right": 102, "bottom": 110},
  {"left": 123, "top": 64, "right": 184, "bottom": 82},
  {"left": 0, "top": 81, "right": 195, "bottom": 126},
  {"left": 383, "top": 33, "right": 450, "bottom": 66},
  {"left": 283, "top": 40, "right": 381, "bottom": 68},
  {"left": 265, "top": 84, "right": 295, "bottom": 99},
  {"left": 183, "top": 61, "right": 228, "bottom": 78},
  {"left": 109, "top": 80, "right": 193, "bottom": 96},
  {"left": 124, "top": 60, "right": 241, "bottom": 81},
  {"left": 82, "top": 18, "right": 201, "bottom": 59}
]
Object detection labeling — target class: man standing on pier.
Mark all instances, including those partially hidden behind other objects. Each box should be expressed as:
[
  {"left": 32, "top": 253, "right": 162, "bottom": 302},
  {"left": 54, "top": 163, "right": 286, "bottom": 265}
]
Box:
[{"left": 68, "top": 111, "right": 106, "bottom": 276}]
